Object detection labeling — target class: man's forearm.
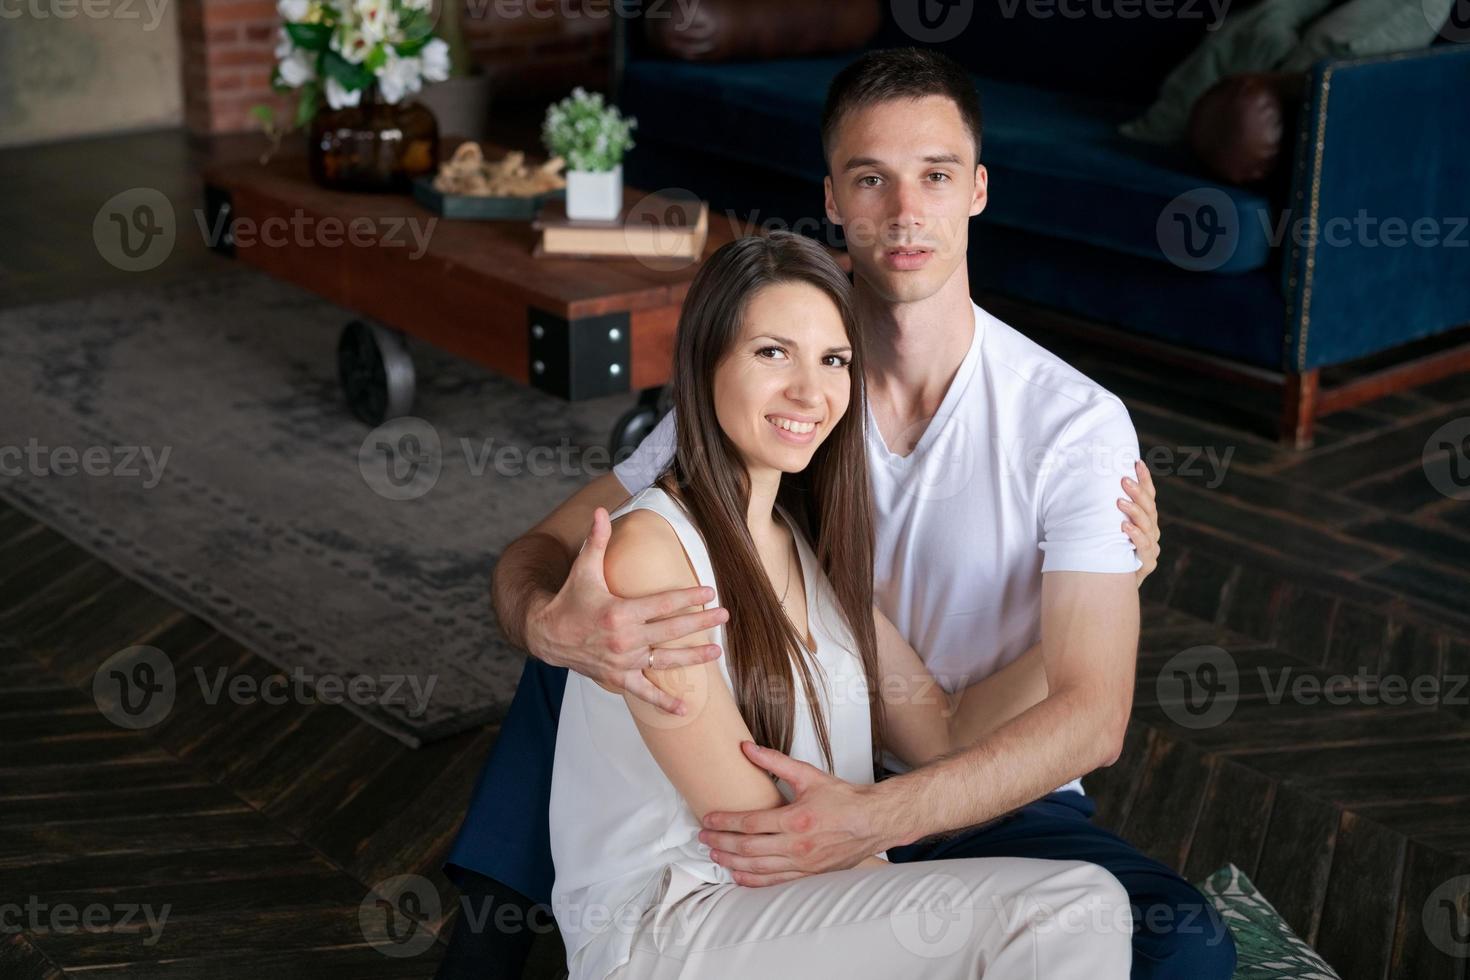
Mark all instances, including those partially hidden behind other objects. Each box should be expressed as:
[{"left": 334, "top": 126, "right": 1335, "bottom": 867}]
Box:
[
  {"left": 492, "top": 531, "right": 573, "bottom": 655},
  {"left": 946, "top": 641, "right": 1048, "bottom": 747},
  {"left": 877, "top": 685, "right": 1126, "bottom": 847}
]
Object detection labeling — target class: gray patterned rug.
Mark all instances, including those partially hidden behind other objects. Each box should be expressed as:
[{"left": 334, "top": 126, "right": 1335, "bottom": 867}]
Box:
[{"left": 0, "top": 264, "right": 633, "bottom": 745}]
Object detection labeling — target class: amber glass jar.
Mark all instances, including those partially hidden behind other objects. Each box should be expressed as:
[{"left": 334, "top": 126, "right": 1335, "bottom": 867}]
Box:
[{"left": 308, "top": 86, "right": 439, "bottom": 193}]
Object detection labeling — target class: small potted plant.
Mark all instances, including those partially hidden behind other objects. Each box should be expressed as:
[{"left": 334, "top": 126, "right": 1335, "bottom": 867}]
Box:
[
  {"left": 259, "top": 0, "right": 452, "bottom": 191},
  {"left": 541, "top": 87, "right": 637, "bottom": 221}
]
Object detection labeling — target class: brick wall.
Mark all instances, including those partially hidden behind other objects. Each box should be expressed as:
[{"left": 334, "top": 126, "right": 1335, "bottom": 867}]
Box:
[{"left": 178, "top": 0, "right": 611, "bottom": 135}]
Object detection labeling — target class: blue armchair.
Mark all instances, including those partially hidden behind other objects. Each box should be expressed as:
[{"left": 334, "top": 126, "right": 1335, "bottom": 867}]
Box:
[{"left": 611, "top": 6, "right": 1470, "bottom": 446}]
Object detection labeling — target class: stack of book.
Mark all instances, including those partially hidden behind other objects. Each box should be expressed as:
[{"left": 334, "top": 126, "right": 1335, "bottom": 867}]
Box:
[{"left": 533, "top": 194, "right": 709, "bottom": 261}]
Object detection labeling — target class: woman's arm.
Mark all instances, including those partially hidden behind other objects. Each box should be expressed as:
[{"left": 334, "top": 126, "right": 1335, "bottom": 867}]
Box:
[
  {"left": 604, "top": 510, "right": 789, "bottom": 820},
  {"left": 873, "top": 604, "right": 1049, "bottom": 768},
  {"left": 606, "top": 512, "right": 890, "bottom": 872}
]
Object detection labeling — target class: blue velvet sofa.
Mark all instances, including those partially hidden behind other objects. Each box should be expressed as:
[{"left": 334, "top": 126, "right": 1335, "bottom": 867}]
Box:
[{"left": 611, "top": 6, "right": 1470, "bottom": 446}]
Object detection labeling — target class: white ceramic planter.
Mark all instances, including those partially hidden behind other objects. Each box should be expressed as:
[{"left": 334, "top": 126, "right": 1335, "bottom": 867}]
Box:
[{"left": 565, "top": 165, "right": 623, "bottom": 220}]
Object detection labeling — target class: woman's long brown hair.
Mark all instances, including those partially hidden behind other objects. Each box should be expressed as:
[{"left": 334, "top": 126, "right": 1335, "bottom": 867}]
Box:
[{"left": 652, "top": 231, "right": 884, "bottom": 777}]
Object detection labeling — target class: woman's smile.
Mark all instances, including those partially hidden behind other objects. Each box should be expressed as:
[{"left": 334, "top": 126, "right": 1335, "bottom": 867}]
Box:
[{"left": 765, "top": 413, "right": 821, "bottom": 444}]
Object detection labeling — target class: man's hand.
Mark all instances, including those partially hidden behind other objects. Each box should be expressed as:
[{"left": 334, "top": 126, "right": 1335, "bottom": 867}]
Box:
[
  {"left": 527, "top": 507, "right": 729, "bottom": 715},
  {"left": 1121, "top": 460, "right": 1160, "bottom": 586},
  {"left": 697, "top": 741, "right": 900, "bottom": 886}
]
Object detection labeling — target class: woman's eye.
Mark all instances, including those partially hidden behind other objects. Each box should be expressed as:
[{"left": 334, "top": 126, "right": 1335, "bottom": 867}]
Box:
[
  {"left": 756, "top": 346, "right": 787, "bottom": 360},
  {"left": 823, "top": 355, "right": 851, "bottom": 368}
]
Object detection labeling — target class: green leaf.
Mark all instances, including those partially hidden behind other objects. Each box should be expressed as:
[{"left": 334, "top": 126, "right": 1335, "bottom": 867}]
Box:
[
  {"left": 364, "top": 42, "right": 388, "bottom": 72},
  {"left": 285, "top": 22, "right": 331, "bottom": 51},
  {"left": 250, "top": 104, "right": 275, "bottom": 127},
  {"left": 399, "top": 7, "right": 432, "bottom": 42},
  {"left": 322, "top": 49, "right": 372, "bottom": 91},
  {"left": 295, "top": 80, "right": 322, "bottom": 127},
  {"left": 394, "top": 36, "right": 429, "bottom": 57}
]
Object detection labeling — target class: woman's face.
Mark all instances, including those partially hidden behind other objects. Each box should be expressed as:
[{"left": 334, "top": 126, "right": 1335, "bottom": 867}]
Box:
[{"left": 712, "top": 280, "right": 854, "bottom": 476}]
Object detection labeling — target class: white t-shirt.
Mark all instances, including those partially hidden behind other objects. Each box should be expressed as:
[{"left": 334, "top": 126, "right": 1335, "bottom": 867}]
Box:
[{"left": 613, "top": 299, "right": 1141, "bottom": 794}]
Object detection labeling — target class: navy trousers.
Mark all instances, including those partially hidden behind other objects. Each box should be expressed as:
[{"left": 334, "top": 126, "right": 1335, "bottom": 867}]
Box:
[{"left": 446, "top": 657, "right": 1236, "bottom": 980}]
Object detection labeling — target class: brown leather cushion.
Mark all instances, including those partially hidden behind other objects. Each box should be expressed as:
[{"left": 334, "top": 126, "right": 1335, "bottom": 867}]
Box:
[
  {"left": 1188, "top": 71, "right": 1307, "bottom": 186},
  {"left": 644, "top": 0, "right": 881, "bottom": 62}
]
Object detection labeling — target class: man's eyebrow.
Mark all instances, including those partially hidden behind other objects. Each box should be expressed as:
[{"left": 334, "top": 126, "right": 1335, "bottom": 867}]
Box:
[{"left": 841, "top": 153, "right": 966, "bottom": 172}]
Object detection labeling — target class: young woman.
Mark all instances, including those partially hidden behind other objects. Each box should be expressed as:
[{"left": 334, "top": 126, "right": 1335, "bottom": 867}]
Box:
[{"left": 547, "top": 232, "right": 1131, "bottom": 979}]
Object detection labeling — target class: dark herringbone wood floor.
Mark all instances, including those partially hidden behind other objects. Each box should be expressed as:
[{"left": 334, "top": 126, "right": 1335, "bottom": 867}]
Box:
[{"left": 3, "top": 126, "right": 1469, "bottom": 980}]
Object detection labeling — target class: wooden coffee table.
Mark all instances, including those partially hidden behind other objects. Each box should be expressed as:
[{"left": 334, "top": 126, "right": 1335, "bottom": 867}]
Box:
[{"left": 201, "top": 148, "right": 843, "bottom": 449}]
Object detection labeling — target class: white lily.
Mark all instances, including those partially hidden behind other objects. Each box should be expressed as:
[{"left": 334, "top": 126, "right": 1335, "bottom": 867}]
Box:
[
  {"left": 377, "top": 50, "right": 422, "bottom": 104},
  {"left": 278, "top": 49, "right": 316, "bottom": 87},
  {"left": 325, "top": 75, "right": 363, "bottom": 109},
  {"left": 419, "top": 37, "right": 450, "bottom": 83},
  {"left": 333, "top": 24, "right": 373, "bottom": 64}
]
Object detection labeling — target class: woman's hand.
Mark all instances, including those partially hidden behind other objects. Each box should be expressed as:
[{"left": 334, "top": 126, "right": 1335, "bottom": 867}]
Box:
[{"left": 1119, "top": 461, "right": 1160, "bottom": 586}]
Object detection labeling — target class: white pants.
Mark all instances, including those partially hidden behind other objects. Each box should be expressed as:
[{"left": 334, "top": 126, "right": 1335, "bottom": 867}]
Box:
[{"left": 606, "top": 856, "right": 1133, "bottom": 979}]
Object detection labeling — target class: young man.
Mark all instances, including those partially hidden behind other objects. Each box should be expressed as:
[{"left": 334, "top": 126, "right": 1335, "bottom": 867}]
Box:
[{"left": 438, "top": 48, "right": 1233, "bottom": 980}]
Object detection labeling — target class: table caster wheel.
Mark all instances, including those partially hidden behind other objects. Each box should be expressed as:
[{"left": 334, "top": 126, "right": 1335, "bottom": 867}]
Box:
[
  {"left": 338, "top": 320, "right": 415, "bottom": 425},
  {"left": 610, "top": 386, "right": 671, "bottom": 461}
]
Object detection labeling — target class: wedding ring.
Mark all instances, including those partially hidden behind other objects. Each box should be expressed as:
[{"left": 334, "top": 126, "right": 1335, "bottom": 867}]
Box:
[{"left": 648, "top": 652, "right": 656, "bottom": 670}]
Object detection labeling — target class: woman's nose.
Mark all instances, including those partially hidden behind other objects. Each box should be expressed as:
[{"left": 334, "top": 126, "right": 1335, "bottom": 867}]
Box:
[{"left": 786, "top": 363, "right": 822, "bottom": 404}]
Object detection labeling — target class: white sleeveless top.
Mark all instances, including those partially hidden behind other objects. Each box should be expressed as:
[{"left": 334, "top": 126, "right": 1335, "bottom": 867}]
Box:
[{"left": 548, "top": 485, "right": 884, "bottom": 980}]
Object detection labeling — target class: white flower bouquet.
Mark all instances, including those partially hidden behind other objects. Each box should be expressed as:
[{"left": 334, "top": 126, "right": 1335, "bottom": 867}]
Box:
[{"left": 270, "top": 0, "right": 451, "bottom": 124}]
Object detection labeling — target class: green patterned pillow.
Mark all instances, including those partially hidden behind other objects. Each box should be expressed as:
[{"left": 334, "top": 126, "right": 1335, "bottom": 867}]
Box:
[{"left": 1194, "top": 864, "right": 1341, "bottom": 979}]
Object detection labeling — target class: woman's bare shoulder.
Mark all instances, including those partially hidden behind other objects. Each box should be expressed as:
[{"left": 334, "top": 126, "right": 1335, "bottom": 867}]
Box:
[{"left": 605, "top": 507, "right": 701, "bottom": 599}]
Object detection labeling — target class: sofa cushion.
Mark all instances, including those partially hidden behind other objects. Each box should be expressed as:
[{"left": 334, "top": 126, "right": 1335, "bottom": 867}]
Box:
[
  {"left": 643, "top": 0, "right": 880, "bottom": 63},
  {"left": 622, "top": 57, "right": 1277, "bottom": 273},
  {"left": 1194, "top": 864, "right": 1342, "bottom": 978},
  {"left": 1119, "top": 0, "right": 1336, "bottom": 145}
]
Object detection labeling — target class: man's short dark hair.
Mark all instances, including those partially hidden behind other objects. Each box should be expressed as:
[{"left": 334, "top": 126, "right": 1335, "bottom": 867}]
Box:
[{"left": 820, "top": 47, "right": 983, "bottom": 172}]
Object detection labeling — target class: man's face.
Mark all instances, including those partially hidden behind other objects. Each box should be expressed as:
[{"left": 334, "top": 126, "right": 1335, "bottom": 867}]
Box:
[{"left": 823, "top": 95, "right": 987, "bottom": 304}]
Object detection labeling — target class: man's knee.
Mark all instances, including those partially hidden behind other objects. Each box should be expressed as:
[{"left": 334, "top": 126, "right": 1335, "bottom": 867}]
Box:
[{"left": 1129, "top": 882, "right": 1237, "bottom": 980}]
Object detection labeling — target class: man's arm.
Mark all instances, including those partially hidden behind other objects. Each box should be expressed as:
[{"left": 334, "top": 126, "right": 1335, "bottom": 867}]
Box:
[
  {"left": 490, "top": 472, "right": 627, "bottom": 650},
  {"left": 698, "top": 571, "right": 1137, "bottom": 884},
  {"left": 871, "top": 605, "right": 1051, "bottom": 771},
  {"left": 873, "top": 571, "right": 1138, "bottom": 846},
  {"left": 490, "top": 471, "right": 730, "bottom": 713}
]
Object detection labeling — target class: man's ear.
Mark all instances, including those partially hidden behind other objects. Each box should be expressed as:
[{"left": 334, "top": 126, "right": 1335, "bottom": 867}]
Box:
[
  {"left": 969, "top": 164, "right": 988, "bottom": 218},
  {"left": 823, "top": 175, "right": 842, "bottom": 226}
]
